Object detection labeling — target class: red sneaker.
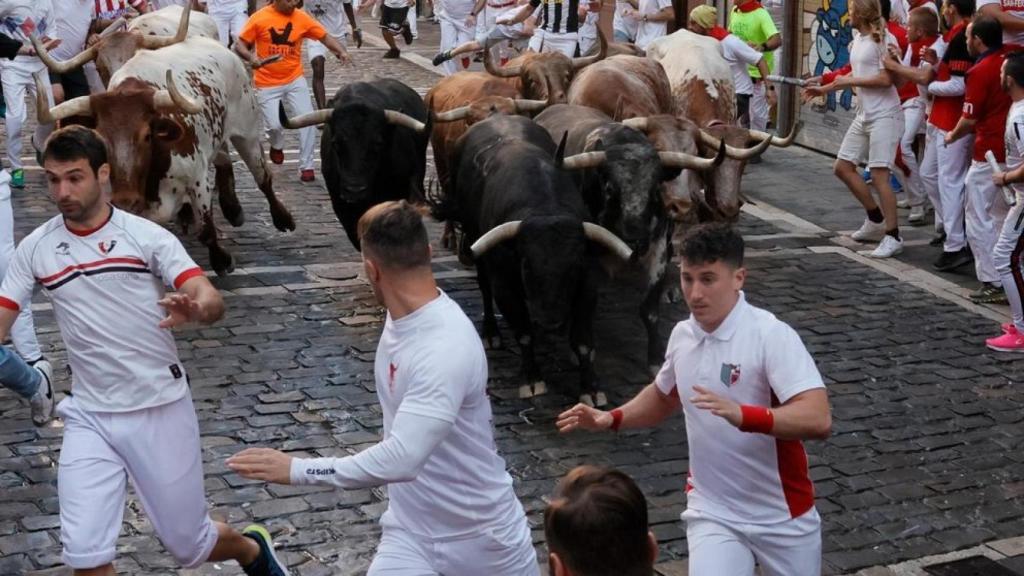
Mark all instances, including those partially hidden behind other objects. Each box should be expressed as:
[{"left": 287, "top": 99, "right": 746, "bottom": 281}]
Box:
[
  {"left": 1002, "top": 323, "right": 1019, "bottom": 334},
  {"left": 986, "top": 331, "right": 1024, "bottom": 352},
  {"left": 270, "top": 148, "right": 284, "bottom": 165},
  {"left": 300, "top": 169, "right": 315, "bottom": 182}
]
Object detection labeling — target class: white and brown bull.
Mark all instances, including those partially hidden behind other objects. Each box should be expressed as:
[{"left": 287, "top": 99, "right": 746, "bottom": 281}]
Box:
[
  {"left": 35, "top": 38, "right": 295, "bottom": 275},
  {"left": 483, "top": 30, "right": 608, "bottom": 105}
]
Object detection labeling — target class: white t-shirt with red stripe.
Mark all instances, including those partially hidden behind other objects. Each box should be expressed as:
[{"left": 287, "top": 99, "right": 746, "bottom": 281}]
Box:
[
  {"left": 0, "top": 208, "right": 203, "bottom": 413},
  {"left": 979, "top": 0, "right": 1024, "bottom": 46},
  {"left": 655, "top": 292, "right": 825, "bottom": 525}
]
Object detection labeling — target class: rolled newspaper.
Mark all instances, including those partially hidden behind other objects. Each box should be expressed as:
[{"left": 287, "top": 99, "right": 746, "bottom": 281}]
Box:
[
  {"left": 987, "top": 150, "right": 1017, "bottom": 207},
  {"left": 766, "top": 74, "right": 809, "bottom": 87}
]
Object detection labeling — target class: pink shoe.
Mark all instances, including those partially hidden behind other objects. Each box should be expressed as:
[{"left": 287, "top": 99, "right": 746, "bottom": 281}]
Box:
[
  {"left": 986, "top": 331, "right": 1024, "bottom": 352},
  {"left": 1003, "top": 323, "right": 1019, "bottom": 334}
]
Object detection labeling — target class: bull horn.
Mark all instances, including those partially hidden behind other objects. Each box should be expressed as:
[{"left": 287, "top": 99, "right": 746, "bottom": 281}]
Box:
[
  {"left": 572, "top": 27, "right": 607, "bottom": 70},
  {"left": 470, "top": 221, "right": 522, "bottom": 258},
  {"left": 483, "top": 40, "right": 522, "bottom": 77},
  {"left": 153, "top": 70, "right": 202, "bottom": 114},
  {"left": 140, "top": 2, "right": 191, "bottom": 49},
  {"left": 621, "top": 117, "right": 649, "bottom": 132},
  {"left": 99, "top": 17, "right": 127, "bottom": 38},
  {"left": 433, "top": 105, "right": 472, "bottom": 123},
  {"left": 659, "top": 140, "right": 726, "bottom": 171},
  {"left": 583, "top": 222, "right": 633, "bottom": 262},
  {"left": 384, "top": 110, "right": 426, "bottom": 132},
  {"left": 748, "top": 121, "right": 802, "bottom": 147},
  {"left": 30, "top": 34, "right": 98, "bottom": 74},
  {"left": 699, "top": 129, "right": 771, "bottom": 161},
  {"left": 513, "top": 99, "right": 547, "bottom": 113},
  {"left": 34, "top": 73, "right": 92, "bottom": 124},
  {"left": 562, "top": 151, "right": 606, "bottom": 171},
  {"left": 279, "top": 102, "right": 332, "bottom": 129}
]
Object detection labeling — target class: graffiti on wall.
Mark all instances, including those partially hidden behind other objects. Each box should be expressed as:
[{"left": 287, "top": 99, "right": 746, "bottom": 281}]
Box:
[{"left": 807, "top": 0, "right": 854, "bottom": 111}]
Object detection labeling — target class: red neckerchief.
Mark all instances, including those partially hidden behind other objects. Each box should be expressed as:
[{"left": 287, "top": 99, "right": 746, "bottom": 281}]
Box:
[
  {"left": 735, "top": 0, "right": 763, "bottom": 12},
  {"left": 944, "top": 21, "right": 966, "bottom": 43},
  {"left": 709, "top": 26, "right": 730, "bottom": 40}
]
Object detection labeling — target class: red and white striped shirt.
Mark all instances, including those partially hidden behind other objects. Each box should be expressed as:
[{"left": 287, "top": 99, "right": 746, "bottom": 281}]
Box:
[{"left": 93, "top": 0, "right": 147, "bottom": 21}]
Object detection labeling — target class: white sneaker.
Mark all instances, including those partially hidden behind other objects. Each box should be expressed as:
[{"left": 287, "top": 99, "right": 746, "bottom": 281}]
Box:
[
  {"left": 29, "top": 359, "right": 54, "bottom": 426},
  {"left": 850, "top": 218, "right": 886, "bottom": 242},
  {"left": 908, "top": 205, "right": 926, "bottom": 224},
  {"left": 897, "top": 198, "right": 910, "bottom": 209},
  {"left": 869, "top": 235, "right": 904, "bottom": 258}
]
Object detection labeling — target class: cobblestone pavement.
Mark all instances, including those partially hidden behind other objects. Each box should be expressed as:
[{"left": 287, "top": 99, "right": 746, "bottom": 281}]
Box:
[{"left": 3, "top": 35, "right": 1024, "bottom": 576}]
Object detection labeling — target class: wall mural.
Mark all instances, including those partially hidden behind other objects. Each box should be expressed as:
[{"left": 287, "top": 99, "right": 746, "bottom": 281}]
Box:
[{"left": 806, "top": 0, "right": 855, "bottom": 111}]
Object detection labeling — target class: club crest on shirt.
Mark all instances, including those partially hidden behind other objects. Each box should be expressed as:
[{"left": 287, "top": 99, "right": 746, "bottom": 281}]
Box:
[
  {"left": 388, "top": 362, "right": 397, "bottom": 392},
  {"left": 55, "top": 241, "right": 70, "bottom": 256},
  {"left": 98, "top": 240, "right": 117, "bottom": 255},
  {"left": 720, "top": 363, "right": 741, "bottom": 387}
]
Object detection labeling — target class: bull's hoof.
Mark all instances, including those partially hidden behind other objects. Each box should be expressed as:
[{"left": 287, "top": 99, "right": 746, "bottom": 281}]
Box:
[
  {"left": 594, "top": 391, "right": 608, "bottom": 408},
  {"left": 212, "top": 253, "right": 236, "bottom": 277},
  {"left": 226, "top": 209, "right": 245, "bottom": 228},
  {"left": 532, "top": 381, "right": 547, "bottom": 396},
  {"left": 580, "top": 393, "right": 595, "bottom": 407},
  {"left": 518, "top": 384, "right": 534, "bottom": 399},
  {"left": 272, "top": 207, "right": 297, "bottom": 232}
]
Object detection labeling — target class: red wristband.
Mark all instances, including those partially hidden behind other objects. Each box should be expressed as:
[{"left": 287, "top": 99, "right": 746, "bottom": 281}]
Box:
[
  {"left": 739, "top": 405, "right": 774, "bottom": 434},
  {"left": 609, "top": 408, "right": 624, "bottom": 432}
]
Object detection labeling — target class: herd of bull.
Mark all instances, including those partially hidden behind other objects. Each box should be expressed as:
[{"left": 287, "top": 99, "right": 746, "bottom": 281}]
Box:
[{"left": 27, "top": 5, "right": 801, "bottom": 406}]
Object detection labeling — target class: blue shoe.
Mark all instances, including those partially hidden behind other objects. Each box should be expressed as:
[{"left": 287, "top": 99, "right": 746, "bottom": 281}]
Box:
[
  {"left": 242, "top": 524, "right": 291, "bottom": 576},
  {"left": 862, "top": 169, "right": 872, "bottom": 184},
  {"left": 889, "top": 173, "right": 903, "bottom": 193}
]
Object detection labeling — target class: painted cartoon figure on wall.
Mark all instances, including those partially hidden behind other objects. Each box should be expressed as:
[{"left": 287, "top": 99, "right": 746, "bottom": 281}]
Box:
[{"left": 812, "top": 0, "right": 854, "bottom": 111}]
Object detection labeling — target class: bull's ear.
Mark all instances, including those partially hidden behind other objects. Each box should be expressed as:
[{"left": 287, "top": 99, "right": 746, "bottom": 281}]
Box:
[
  {"left": 554, "top": 131, "right": 568, "bottom": 167},
  {"left": 152, "top": 117, "right": 184, "bottom": 142}
]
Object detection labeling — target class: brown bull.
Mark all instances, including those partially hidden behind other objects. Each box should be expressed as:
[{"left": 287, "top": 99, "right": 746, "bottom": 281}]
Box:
[{"left": 483, "top": 29, "right": 607, "bottom": 105}]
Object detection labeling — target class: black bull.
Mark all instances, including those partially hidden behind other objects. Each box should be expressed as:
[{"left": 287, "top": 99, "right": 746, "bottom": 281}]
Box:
[
  {"left": 437, "top": 115, "right": 633, "bottom": 406},
  {"left": 280, "top": 78, "right": 431, "bottom": 249}
]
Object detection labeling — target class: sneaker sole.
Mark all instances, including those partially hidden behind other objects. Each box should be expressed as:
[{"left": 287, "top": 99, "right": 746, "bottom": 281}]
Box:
[
  {"left": 933, "top": 258, "right": 973, "bottom": 272},
  {"left": 986, "top": 343, "right": 1024, "bottom": 352},
  {"left": 243, "top": 525, "right": 291, "bottom": 576}
]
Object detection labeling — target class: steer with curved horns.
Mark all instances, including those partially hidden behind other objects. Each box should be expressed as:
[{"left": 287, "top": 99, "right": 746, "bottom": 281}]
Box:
[
  {"left": 280, "top": 78, "right": 430, "bottom": 250},
  {"left": 535, "top": 103, "right": 725, "bottom": 373},
  {"left": 440, "top": 114, "right": 632, "bottom": 406},
  {"left": 483, "top": 29, "right": 607, "bottom": 105},
  {"left": 35, "top": 38, "right": 296, "bottom": 274}
]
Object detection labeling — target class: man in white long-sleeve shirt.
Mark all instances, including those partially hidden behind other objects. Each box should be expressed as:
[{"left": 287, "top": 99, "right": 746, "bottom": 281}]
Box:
[{"left": 228, "top": 201, "right": 539, "bottom": 576}]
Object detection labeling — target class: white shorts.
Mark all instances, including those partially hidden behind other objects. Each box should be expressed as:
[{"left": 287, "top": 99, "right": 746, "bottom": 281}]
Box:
[
  {"left": 368, "top": 515, "right": 540, "bottom": 576},
  {"left": 684, "top": 508, "right": 821, "bottom": 576},
  {"left": 475, "top": 22, "right": 525, "bottom": 45},
  {"left": 57, "top": 394, "right": 218, "bottom": 570},
  {"left": 527, "top": 29, "right": 578, "bottom": 57},
  {"left": 306, "top": 35, "right": 348, "bottom": 61},
  {"left": 837, "top": 112, "right": 904, "bottom": 170}
]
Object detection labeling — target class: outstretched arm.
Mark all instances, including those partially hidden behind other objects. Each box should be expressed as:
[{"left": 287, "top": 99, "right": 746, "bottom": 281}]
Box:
[{"left": 557, "top": 382, "right": 682, "bottom": 433}]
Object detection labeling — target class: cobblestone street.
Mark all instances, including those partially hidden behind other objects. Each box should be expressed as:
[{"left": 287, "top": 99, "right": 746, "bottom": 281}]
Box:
[{"left": 3, "top": 28, "right": 1024, "bottom": 576}]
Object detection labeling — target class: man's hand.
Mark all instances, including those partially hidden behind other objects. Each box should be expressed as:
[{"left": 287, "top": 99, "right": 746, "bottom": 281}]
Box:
[
  {"left": 226, "top": 448, "right": 293, "bottom": 484},
  {"left": 993, "top": 170, "right": 1008, "bottom": 187},
  {"left": 556, "top": 403, "right": 614, "bottom": 433},
  {"left": 766, "top": 87, "right": 777, "bottom": 107},
  {"left": 944, "top": 132, "right": 955, "bottom": 145},
  {"left": 158, "top": 293, "right": 204, "bottom": 328},
  {"left": 464, "top": 13, "right": 476, "bottom": 27},
  {"left": 334, "top": 47, "right": 351, "bottom": 65},
  {"left": 920, "top": 47, "right": 937, "bottom": 65},
  {"left": 690, "top": 385, "right": 742, "bottom": 427},
  {"left": 353, "top": 27, "right": 363, "bottom": 47},
  {"left": 358, "top": 0, "right": 375, "bottom": 14}
]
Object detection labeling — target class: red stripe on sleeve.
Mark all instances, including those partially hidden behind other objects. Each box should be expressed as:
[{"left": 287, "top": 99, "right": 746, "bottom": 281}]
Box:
[
  {"left": 0, "top": 296, "right": 20, "bottom": 312},
  {"left": 173, "top": 267, "right": 205, "bottom": 289}
]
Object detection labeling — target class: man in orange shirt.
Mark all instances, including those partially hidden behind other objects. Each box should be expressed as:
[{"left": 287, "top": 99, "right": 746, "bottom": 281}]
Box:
[{"left": 235, "top": 0, "right": 350, "bottom": 182}]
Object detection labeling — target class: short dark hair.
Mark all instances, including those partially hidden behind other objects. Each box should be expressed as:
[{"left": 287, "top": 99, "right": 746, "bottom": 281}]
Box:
[
  {"left": 1006, "top": 51, "right": 1024, "bottom": 88},
  {"left": 880, "top": 0, "right": 892, "bottom": 20},
  {"left": 970, "top": 14, "right": 1003, "bottom": 49},
  {"left": 679, "top": 223, "right": 745, "bottom": 268},
  {"left": 947, "top": 0, "right": 974, "bottom": 18},
  {"left": 357, "top": 200, "right": 431, "bottom": 269},
  {"left": 909, "top": 6, "right": 939, "bottom": 36},
  {"left": 544, "top": 466, "right": 652, "bottom": 576},
  {"left": 42, "top": 125, "right": 109, "bottom": 174}
]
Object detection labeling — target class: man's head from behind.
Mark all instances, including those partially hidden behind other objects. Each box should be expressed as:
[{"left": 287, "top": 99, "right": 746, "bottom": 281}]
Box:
[
  {"left": 544, "top": 466, "right": 656, "bottom": 576},
  {"left": 907, "top": 6, "right": 939, "bottom": 41},
  {"left": 357, "top": 201, "right": 433, "bottom": 304},
  {"left": 688, "top": 5, "right": 717, "bottom": 34},
  {"left": 1003, "top": 50, "right": 1024, "bottom": 95},
  {"left": 43, "top": 125, "right": 111, "bottom": 225},
  {"left": 967, "top": 15, "right": 1001, "bottom": 56},
  {"left": 678, "top": 223, "right": 746, "bottom": 331}
]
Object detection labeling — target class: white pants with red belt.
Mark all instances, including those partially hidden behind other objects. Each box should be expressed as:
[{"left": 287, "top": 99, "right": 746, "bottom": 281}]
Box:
[
  {"left": 0, "top": 57, "right": 55, "bottom": 171},
  {"left": 966, "top": 159, "right": 1011, "bottom": 283},
  {"left": 257, "top": 76, "right": 317, "bottom": 171},
  {"left": 0, "top": 171, "right": 41, "bottom": 361},
  {"left": 438, "top": 12, "right": 475, "bottom": 76},
  {"left": 750, "top": 80, "right": 769, "bottom": 132},
  {"left": 922, "top": 125, "right": 972, "bottom": 253}
]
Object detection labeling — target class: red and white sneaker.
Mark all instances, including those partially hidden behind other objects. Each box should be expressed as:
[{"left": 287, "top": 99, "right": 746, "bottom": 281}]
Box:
[
  {"left": 1002, "top": 323, "right": 1019, "bottom": 334},
  {"left": 986, "top": 331, "right": 1024, "bottom": 352},
  {"left": 300, "top": 169, "right": 315, "bottom": 182}
]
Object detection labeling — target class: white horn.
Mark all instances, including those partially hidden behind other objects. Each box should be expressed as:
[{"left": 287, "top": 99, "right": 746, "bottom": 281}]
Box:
[
  {"left": 31, "top": 34, "right": 98, "bottom": 74},
  {"left": 583, "top": 222, "right": 633, "bottom": 261},
  {"left": 470, "top": 221, "right": 522, "bottom": 258},
  {"left": 98, "top": 17, "right": 127, "bottom": 38},
  {"left": 621, "top": 117, "right": 649, "bottom": 132},
  {"left": 699, "top": 129, "right": 770, "bottom": 160},
  {"left": 153, "top": 70, "right": 202, "bottom": 114},
  {"left": 748, "top": 121, "right": 802, "bottom": 147},
  {"left": 140, "top": 3, "right": 191, "bottom": 49},
  {"left": 384, "top": 110, "right": 426, "bottom": 132},
  {"left": 434, "top": 106, "right": 472, "bottom": 122},
  {"left": 561, "top": 151, "right": 606, "bottom": 171},
  {"left": 35, "top": 72, "right": 92, "bottom": 123},
  {"left": 280, "top": 102, "right": 332, "bottom": 129},
  {"left": 513, "top": 99, "right": 548, "bottom": 113}
]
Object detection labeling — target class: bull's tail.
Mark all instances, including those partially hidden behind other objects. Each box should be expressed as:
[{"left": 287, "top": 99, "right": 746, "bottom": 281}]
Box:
[{"left": 425, "top": 176, "right": 459, "bottom": 224}]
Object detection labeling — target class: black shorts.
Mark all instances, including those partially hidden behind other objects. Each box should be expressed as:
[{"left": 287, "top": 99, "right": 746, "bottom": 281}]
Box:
[
  {"left": 48, "top": 67, "right": 91, "bottom": 100},
  {"left": 379, "top": 5, "right": 410, "bottom": 32},
  {"left": 736, "top": 93, "right": 751, "bottom": 127}
]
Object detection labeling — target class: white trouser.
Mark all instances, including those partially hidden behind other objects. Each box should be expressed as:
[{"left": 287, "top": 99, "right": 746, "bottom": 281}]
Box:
[
  {"left": 0, "top": 58, "right": 55, "bottom": 171},
  {"left": 477, "top": 6, "right": 509, "bottom": 60},
  {"left": 408, "top": 7, "right": 418, "bottom": 36},
  {"left": 368, "top": 515, "right": 540, "bottom": 576},
  {"left": 57, "top": 394, "right": 219, "bottom": 570},
  {"left": 257, "top": 76, "right": 317, "bottom": 170},
  {"left": 932, "top": 126, "right": 972, "bottom": 252},
  {"left": 685, "top": 508, "right": 821, "bottom": 576},
  {"left": 438, "top": 14, "right": 475, "bottom": 76},
  {"left": 899, "top": 100, "right": 927, "bottom": 207},
  {"left": 0, "top": 172, "right": 40, "bottom": 361},
  {"left": 527, "top": 30, "right": 579, "bottom": 57},
  {"left": 750, "top": 80, "right": 769, "bottom": 132},
  {"left": 995, "top": 195, "right": 1024, "bottom": 331},
  {"left": 211, "top": 9, "right": 249, "bottom": 46},
  {"left": 920, "top": 123, "right": 943, "bottom": 232},
  {"left": 966, "top": 159, "right": 1010, "bottom": 283}
]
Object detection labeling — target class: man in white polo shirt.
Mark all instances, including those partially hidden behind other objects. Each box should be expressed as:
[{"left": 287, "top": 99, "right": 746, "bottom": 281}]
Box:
[
  {"left": 228, "top": 201, "right": 539, "bottom": 576},
  {"left": 557, "top": 223, "right": 832, "bottom": 576},
  {"left": 0, "top": 126, "right": 290, "bottom": 576}
]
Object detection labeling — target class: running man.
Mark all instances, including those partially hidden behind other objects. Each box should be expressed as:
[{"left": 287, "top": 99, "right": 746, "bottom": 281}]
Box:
[
  {"left": 557, "top": 223, "right": 832, "bottom": 575},
  {"left": 228, "top": 201, "right": 539, "bottom": 576},
  {"left": 497, "top": 0, "right": 587, "bottom": 57},
  {"left": 0, "top": 126, "right": 290, "bottom": 576},
  {"left": 305, "top": 0, "right": 363, "bottom": 109},
  {"left": 234, "top": 0, "right": 350, "bottom": 182}
]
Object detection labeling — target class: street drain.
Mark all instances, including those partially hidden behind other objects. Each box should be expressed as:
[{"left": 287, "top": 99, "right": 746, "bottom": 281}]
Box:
[{"left": 923, "top": 556, "right": 1021, "bottom": 576}]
